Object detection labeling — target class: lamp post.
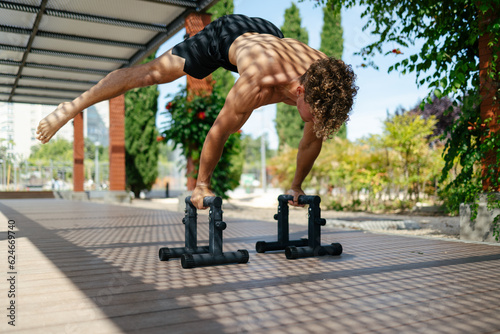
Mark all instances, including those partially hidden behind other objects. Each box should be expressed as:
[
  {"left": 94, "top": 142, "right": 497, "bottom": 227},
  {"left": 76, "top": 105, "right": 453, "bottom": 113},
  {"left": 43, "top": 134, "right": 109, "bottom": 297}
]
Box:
[
  {"left": 13, "top": 161, "right": 18, "bottom": 191},
  {"left": 257, "top": 108, "right": 269, "bottom": 193},
  {"left": 0, "top": 159, "right": 3, "bottom": 190},
  {"left": 95, "top": 142, "right": 100, "bottom": 190},
  {"left": 260, "top": 130, "right": 267, "bottom": 193}
]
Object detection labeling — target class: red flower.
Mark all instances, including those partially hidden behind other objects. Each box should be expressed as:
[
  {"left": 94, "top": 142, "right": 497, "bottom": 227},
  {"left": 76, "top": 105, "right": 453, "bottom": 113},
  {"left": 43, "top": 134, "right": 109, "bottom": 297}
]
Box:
[
  {"left": 468, "top": 122, "right": 477, "bottom": 131},
  {"left": 237, "top": 129, "right": 243, "bottom": 134},
  {"left": 197, "top": 112, "right": 206, "bottom": 120},
  {"left": 156, "top": 135, "right": 165, "bottom": 142},
  {"left": 392, "top": 48, "right": 403, "bottom": 55},
  {"left": 165, "top": 102, "right": 172, "bottom": 110}
]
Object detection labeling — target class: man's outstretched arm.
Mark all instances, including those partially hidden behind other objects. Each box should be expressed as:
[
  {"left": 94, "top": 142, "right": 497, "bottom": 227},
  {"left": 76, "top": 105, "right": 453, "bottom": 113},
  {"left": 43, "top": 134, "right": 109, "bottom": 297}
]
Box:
[
  {"left": 190, "top": 75, "right": 259, "bottom": 209},
  {"left": 288, "top": 121, "right": 323, "bottom": 206}
]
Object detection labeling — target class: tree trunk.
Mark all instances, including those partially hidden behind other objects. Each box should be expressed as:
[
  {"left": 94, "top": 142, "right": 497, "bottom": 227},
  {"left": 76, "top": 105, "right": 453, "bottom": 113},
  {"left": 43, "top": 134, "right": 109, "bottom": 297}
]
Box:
[
  {"left": 186, "top": 155, "right": 197, "bottom": 191},
  {"left": 479, "top": 4, "right": 500, "bottom": 191}
]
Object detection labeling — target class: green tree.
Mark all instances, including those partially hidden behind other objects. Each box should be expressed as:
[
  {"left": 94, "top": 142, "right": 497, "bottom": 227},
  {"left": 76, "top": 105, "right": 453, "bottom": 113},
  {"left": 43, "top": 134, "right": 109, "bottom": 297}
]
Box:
[
  {"left": 407, "top": 96, "right": 461, "bottom": 145},
  {"left": 125, "top": 54, "right": 160, "bottom": 197},
  {"left": 311, "top": 0, "right": 500, "bottom": 213},
  {"left": 208, "top": 0, "right": 235, "bottom": 97},
  {"left": 241, "top": 135, "right": 261, "bottom": 176},
  {"left": 381, "top": 113, "right": 438, "bottom": 201},
  {"left": 161, "top": 88, "right": 242, "bottom": 197},
  {"left": 241, "top": 134, "right": 275, "bottom": 176},
  {"left": 269, "top": 111, "right": 445, "bottom": 212},
  {"left": 268, "top": 146, "right": 301, "bottom": 191},
  {"left": 0, "top": 139, "right": 8, "bottom": 163},
  {"left": 320, "top": 4, "right": 347, "bottom": 138},
  {"left": 29, "top": 138, "right": 73, "bottom": 164},
  {"left": 320, "top": 5, "right": 343, "bottom": 58},
  {"left": 207, "top": 0, "right": 233, "bottom": 18},
  {"left": 84, "top": 139, "right": 108, "bottom": 162},
  {"left": 29, "top": 139, "right": 73, "bottom": 182},
  {"left": 275, "top": 3, "right": 309, "bottom": 150}
]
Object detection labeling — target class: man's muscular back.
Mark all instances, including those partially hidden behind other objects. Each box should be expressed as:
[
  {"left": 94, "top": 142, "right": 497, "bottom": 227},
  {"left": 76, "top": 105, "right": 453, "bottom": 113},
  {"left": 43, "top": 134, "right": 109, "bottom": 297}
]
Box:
[{"left": 228, "top": 33, "right": 327, "bottom": 108}]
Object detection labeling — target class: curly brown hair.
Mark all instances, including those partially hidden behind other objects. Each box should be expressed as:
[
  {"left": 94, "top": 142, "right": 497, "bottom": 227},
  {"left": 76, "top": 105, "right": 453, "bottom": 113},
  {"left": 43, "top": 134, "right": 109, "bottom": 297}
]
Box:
[{"left": 300, "top": 57, "right": 358, "bottom": 139}]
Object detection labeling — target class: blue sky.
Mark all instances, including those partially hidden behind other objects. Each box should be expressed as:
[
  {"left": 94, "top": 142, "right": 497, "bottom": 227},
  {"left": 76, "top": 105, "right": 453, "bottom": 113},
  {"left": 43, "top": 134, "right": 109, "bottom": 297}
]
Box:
[{"left": 156, "top": 1, "right": 428, "bottom": 149}]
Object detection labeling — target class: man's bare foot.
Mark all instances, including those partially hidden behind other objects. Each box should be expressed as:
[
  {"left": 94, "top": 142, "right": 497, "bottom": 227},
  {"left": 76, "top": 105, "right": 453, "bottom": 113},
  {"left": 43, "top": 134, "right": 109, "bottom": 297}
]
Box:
[{"left": 36, "top": 102, "right": 75, "bottom": 144}]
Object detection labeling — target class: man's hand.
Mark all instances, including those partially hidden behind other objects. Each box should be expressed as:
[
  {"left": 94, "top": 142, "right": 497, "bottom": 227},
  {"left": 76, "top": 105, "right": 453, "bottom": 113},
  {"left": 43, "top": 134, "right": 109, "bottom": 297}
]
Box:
[
  {"left": 287, "top": 187, "right": 306, "bottom": 207},
  {"left": 191, "top": 184, "right": 215, "bottom": 210}
]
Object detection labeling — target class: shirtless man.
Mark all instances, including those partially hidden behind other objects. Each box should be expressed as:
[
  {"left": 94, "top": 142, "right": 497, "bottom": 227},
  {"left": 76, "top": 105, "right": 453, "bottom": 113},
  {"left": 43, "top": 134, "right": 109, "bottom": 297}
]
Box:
[{"left": 36, "top": 14, "right": 357, "bottom": 210}]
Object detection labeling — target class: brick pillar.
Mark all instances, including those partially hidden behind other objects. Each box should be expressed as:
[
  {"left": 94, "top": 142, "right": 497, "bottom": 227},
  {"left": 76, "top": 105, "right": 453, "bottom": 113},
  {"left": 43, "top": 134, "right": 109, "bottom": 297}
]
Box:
[
  {"left": 185, "top": 12, "right": 213, "bottom": 96},
  {"left": 73, "top": 111, "right": 84, "bottom": 192},
  {"left": 184, "top": 12, "right": 213, "bottom": 190},
  {"left": 109, "top": 95, "right": 126, "bottom": 191},
  {"left": 479, "top": 4, "right": 500, "bottom": 191}
]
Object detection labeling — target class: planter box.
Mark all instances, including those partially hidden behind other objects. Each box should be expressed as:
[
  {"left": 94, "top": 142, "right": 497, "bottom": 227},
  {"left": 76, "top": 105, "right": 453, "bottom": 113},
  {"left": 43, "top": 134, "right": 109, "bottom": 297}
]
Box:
[
  {"left": 0, "top": 191, "right": 55, "bottom": 199},
  {"left": 460, "top": 193, "right": 500, "bottom": 243}
]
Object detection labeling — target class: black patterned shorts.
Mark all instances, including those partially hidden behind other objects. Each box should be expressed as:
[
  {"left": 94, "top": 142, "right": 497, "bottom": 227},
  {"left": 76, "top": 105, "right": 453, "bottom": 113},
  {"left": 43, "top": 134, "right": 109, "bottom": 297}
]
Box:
[{"left": 172, "top": 14, "right": 284, "bottom": 79}]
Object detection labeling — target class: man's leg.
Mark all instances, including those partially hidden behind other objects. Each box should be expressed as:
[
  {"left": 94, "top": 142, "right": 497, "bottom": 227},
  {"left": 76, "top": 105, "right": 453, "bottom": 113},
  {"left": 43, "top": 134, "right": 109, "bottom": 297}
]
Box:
[{"left": 36, "top": 50, "right": 186, "bottom": 143}]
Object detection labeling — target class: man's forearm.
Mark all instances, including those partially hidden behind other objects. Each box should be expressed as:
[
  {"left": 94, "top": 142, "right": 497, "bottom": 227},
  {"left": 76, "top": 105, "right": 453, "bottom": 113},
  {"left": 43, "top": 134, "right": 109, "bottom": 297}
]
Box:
[
  {"left": 291, "top": 137, "right": 322, "bottom": 189},
  {"left": 196, "top": 127, "right": 230, "bottom": 187}
]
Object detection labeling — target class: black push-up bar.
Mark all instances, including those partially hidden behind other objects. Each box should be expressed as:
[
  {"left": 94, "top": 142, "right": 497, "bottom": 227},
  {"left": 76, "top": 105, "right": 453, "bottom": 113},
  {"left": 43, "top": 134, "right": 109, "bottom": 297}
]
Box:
[
  {"left": 256, "top": 195, "right": 342, "bottom": 259},
  {"left": 159, "top": 196, "right": 249, "bottom": 268}
]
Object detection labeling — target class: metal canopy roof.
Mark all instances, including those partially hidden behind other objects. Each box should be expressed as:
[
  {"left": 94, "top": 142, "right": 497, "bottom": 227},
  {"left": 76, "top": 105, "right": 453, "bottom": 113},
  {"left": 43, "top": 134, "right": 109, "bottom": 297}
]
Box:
[{"left": 0, "top": 0, "right": 218, "bottom": 105}]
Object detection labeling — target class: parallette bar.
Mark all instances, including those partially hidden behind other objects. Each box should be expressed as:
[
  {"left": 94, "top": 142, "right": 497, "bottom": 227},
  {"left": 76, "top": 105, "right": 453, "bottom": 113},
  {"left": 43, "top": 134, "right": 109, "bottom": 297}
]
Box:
[
  {"left": 201, "top": 195, "right": 223, "bottom": 207},
  {"left": 255, "top": 239, "right": 308, "bottom": 253},
  {"left": 181, "top": 249, "right": 249, "bottom": 269},
  {"left": 285, "top": 243, "right": 343, "bottom": 259},
  {"left": 159, "top": 246, "right": 210, "bottom": 261},
  {"left": 256, "top": 194, "right": 343, "bottom": 260},
  {"left": 159, "top": 196, "right": 212, "bottom": 262},
  {"left": 277, "top": 194, "right": 320, "bottom": 206},
  {"left": 159, "top": 195, "right": 249, "bottom": 268}
]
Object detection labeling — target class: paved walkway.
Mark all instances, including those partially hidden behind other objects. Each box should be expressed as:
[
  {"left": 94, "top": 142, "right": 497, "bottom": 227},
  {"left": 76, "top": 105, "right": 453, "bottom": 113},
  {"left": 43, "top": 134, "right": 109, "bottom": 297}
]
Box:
[{"left": 1, "top": 198, "right": 500, "bottom": 333}]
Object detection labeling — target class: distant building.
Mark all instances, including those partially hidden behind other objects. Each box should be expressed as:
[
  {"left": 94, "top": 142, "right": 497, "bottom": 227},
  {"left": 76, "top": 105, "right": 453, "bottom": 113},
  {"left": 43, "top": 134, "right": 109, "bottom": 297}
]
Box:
[
  {"left": 0, "top": 102, "right": 73, "bottom": 160},
  {"left": 84, "top": 104, "right": 109, "bottom": 147},
  {"left": 0, "top": 101, "right": 109, "bottom": 161}
]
